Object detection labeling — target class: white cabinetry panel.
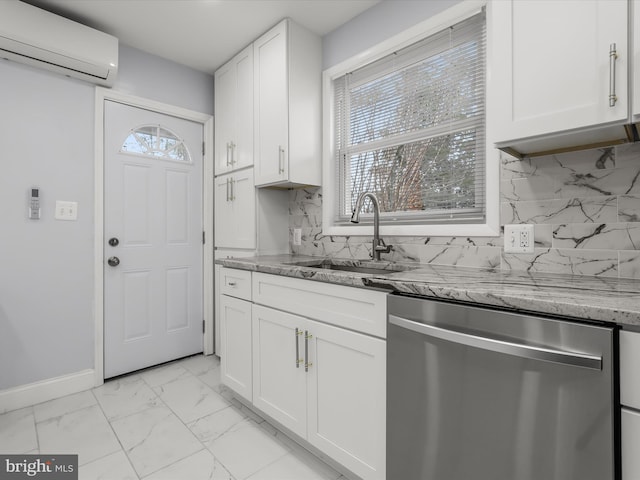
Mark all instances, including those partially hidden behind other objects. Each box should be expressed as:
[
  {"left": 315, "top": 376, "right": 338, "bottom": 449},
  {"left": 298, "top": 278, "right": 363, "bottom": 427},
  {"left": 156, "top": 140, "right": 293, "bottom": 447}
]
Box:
[
  {"left": 214, "top": 168, "right": 256, "bottom": 249},
  {"left": 492, "top": 0, "right": 629, "bottom": 154},
  {"left": 219, "top": 294, "right": 252, "bottom": 401},
  {"left": 253, "top": 19, "right": 321, "bottom": 187},
  {"left": 214, "top": 45, "right": 253, "bottom": 175},
  {"left": 622, "top": 408, "right": 640, "bottom": 480},
  {"left": 252, "top": 272, "right": 387, "bottom": 338}
]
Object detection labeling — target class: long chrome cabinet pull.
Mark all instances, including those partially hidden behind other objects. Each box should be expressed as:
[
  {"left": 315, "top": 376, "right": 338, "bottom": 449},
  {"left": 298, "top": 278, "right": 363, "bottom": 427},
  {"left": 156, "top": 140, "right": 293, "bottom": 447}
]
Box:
[
  {"left": 388, "top": 314, "right": 602, "bottom": 370},
  {"left": 305, "top": 331, "right": 313, "bottom": 372},
  {"left": 230, "top": 178, "right": 235, "bottom": 201},
  {"left": 225, "top": 178, "right": 230, "bottom": 201},
  {"left": 226, "top": 142, "right": 231, "bottom": 166},
  {"left": 609, "top": 43, "right": 618, "bottom": 107},
  {"left": 295, "top": 328, "right": 303, "bottom": 368},
  {"left": 278, "top": 146, "right": 285, "bottom": 174},
  {"left": 230, "top": 141, "right": 236, "bottom": 165}
]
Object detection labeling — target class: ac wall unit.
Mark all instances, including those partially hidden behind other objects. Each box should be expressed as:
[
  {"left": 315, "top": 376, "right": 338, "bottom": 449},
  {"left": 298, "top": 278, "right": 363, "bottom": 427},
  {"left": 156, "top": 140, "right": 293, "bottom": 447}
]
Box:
[{"left": 0, "top": 1, "right": 118, "bottom": 87}]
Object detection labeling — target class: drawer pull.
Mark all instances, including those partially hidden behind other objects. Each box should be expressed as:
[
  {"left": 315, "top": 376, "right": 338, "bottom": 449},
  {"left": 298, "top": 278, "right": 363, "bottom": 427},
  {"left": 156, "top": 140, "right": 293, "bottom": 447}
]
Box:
[
  {"left": 278, "top": 145, "right": 285, "bottom": 174},
  {"left": 609, "top": 43, "right": 618, "bottom": 107},
  {"left": 295, "top": 328, "right": 303, "bottom": 368},
  {"left": 305, "top": 331, "right": 313, "bottom": 372},
  {"left": 227, "top": 281, "right": 237, "bottom": 287}
]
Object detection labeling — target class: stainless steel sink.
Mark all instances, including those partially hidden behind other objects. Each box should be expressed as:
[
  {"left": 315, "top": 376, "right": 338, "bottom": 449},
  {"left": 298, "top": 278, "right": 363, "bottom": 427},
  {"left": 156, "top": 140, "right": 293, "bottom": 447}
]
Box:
[{"left": 287, "top": 259, "right": 415, "bottom": 275}]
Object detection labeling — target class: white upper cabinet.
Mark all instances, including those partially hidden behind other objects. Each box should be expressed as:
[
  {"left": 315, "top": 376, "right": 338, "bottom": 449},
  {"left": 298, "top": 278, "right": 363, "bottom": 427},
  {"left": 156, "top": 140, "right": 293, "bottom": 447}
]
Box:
[
  {"left": 214, "top": 45, "right": 253, "bottom": 175},
  {"left": 253, "top": 19, "right": 322, "bottom": 187},
  {"left": 491, "top": 0, "right": 630, "bottom": 156}
]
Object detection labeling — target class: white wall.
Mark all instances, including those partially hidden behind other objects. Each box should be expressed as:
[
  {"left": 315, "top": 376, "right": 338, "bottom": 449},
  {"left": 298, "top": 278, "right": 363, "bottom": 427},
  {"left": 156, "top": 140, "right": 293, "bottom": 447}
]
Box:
[{"left": 0, "top": 44, "right": 213, "bottom": 393}]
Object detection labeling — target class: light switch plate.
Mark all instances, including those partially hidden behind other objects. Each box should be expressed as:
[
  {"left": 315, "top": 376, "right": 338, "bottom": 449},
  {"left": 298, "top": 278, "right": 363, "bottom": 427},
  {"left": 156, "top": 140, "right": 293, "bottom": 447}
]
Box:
[
  {"left": 293, "top": 228, "right": 302, "bottom": 246},
  {"left": 504, "top": 224, "right": 534, "bottom": 253},
  {"left": 55, "top": 200, "right": 78, "bottom": 221}
]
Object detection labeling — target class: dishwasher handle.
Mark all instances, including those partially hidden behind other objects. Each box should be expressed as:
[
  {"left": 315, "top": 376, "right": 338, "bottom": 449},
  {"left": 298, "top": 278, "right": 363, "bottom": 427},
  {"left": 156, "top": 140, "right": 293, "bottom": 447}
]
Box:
[{"left": 389, "top": 314, "right": 602, "bottom": 371}]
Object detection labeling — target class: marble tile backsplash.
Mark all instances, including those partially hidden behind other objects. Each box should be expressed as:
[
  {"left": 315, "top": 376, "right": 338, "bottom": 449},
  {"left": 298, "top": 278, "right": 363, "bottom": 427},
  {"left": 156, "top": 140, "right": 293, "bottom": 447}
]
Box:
[{"left": 288, "top": 142, "right": 640, "bottom": 279}]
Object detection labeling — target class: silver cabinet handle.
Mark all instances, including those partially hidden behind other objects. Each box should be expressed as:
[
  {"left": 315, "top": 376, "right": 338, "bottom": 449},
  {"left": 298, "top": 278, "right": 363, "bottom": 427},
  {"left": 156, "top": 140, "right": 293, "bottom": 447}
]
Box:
[
  {"left": 609, "top": 43, "right": 618, "bottom": 107},
  {"left": 229, "top": 141, "right": 236, "bottom": 165},
  {"left": 388, "top": 314, "right": 602, "bottom": 370},
  {"left": 230, "top": 178, "right": 235, "bottom": 201},
  {"left": 226, "top": 142, "right": 231, "bottom": 166},
  {"left": 278, "top": 145, "right": 285, "bottom": 175},
  {"left": 305, "top": 331, "right": 313, "bottom": 372},
  {"left": 227, "top": 281, "right": 236, "bottom": 287},
  {"left": 295, "top": 328, "right": 303, "bottom": 368},
  {"left": 225, "top": 178, "right": 230, "bottom": 201}
]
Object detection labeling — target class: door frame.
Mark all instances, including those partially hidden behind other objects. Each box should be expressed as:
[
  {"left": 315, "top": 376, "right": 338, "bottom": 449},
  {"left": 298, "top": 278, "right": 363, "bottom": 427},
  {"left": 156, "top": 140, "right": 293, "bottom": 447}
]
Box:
[{"left": 94, "top": 87, "right": 214, "bottom": 386}]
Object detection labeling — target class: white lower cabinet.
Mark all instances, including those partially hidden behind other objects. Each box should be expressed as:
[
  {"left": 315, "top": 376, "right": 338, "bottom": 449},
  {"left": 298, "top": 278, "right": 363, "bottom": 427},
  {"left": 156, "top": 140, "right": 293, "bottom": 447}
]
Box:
[
  {"left": 622, "top": 408, "right": 640, "bottom": 480},
  {"left": 218, "top": 268, "right": 387, "bottom": 480},
  {"left": 219, "top": 294, "right": 252, "bottom": 402},
  {"left": 621, "top": 329, "right": 640, "bottom": 480},
  {"left": 252, "top": 303, "right": 386, "bottom": 480}
]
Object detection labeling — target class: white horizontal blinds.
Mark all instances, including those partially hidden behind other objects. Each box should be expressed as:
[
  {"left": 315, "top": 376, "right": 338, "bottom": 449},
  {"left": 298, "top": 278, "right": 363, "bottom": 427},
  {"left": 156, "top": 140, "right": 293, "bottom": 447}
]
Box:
[{"left": 335, "top": 11, "right": 486, "bottom": 225}]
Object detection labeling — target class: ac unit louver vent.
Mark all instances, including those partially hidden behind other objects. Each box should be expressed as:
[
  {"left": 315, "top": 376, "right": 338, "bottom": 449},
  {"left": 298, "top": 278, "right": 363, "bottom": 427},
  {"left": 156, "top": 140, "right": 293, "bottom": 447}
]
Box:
[{"left": 0, "top": 1, "right": 118, "bottom": 87}]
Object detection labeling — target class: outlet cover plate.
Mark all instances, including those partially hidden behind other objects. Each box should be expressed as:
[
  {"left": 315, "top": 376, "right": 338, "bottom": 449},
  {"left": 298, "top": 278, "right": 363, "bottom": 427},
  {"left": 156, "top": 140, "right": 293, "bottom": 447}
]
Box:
[{"left": 504, "top": 224, "right": 534, "bottom": 253}]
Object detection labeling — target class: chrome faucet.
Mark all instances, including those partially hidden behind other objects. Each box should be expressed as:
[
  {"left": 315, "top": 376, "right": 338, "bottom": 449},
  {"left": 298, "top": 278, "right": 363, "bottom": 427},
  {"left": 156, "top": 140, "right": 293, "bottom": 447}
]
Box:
[{"left": 350, "top": 192, "right": 393, "bottom": 261}]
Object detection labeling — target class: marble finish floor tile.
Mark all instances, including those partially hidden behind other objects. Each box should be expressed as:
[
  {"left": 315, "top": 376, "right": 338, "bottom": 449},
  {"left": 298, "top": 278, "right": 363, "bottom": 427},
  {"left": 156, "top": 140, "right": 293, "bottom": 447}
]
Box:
[
  {"left": 36, "top": 404, "right": 121, "bottom": 466},
  {"left": 33, "top": 390, "right": 97, "bottom": 423},
  {"left": 208, "top": 418, "right": 291, "bottom": 479},
  {"left": 0, "top": 354, "right": 351, "bottom": 480},
  {"left": 143, "top": 449, "right": 233, "bottom": 480},
  {"left": 110, "top": 404, "right": 203, "bottom": 477},
  {"left": 153, "top": 375, "right": 229, "bottom": 424},
  {"left": 79, "top": 450, "right": 139, "bottom": 480},
  {"left": 93, "top": 375, "right": 159, "bottom": 421},
  {"left": 0, "top": 407, "right": 38, "bottom": 454}
]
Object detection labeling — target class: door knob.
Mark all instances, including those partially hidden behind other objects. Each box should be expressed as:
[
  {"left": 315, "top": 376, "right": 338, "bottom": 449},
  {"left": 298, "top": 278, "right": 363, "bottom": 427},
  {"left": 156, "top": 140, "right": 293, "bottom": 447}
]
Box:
[
  {"left": 107, "top": 256, "right": 120, "bottom": 267},
  {"left": 108, "top": 237, "right": 119, "bottom": 247}
]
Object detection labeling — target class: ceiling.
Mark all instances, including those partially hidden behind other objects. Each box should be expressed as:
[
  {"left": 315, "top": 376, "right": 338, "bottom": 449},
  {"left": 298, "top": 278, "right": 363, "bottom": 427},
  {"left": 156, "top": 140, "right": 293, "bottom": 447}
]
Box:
[{"left": 21, "top": 0, "right": 382, "bottom": 75}]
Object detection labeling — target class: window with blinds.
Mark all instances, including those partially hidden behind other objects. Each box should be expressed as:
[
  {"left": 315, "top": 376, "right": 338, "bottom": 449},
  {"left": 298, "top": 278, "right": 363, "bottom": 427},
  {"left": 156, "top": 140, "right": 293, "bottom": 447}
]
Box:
[{"left": 333, "top": 11, "right": 486, "bottom": 225}]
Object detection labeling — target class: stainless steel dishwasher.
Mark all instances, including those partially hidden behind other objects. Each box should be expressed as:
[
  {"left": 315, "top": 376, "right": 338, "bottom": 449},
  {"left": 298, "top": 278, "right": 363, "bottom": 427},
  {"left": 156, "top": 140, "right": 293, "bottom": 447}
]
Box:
[{"left": 387, "top": 294, "right": 619, "bottom": 480}]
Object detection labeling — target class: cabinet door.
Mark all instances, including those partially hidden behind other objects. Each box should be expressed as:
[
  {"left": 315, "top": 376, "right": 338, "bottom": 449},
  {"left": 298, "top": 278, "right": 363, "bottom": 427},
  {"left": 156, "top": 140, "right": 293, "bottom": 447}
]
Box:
[
  {"left": 214, "top": 174, "right": 234, "bottom": 247},
  {"left": 214, "top": 264, "right": 221, "bottom": 354},
  {"left": 254, "top": 20, "right": 289, "bottom": 186},
  {"left": 214, "top": 169, "right": 255, "bottom": 249},
  {"left": 231, "top": 169, "right": 256, "bottom": 249},
  {"left": 215, "top": 46, "right": 254, "bottom": 175},
  {"left": 214, "top": 59, "right": 235, "bottom": 175},
  {"left": 492, "top": 0, "right": 628, "bottom": 143},
  {"left": 252, "top": 305, "right": 307, "bottom": 437},
  {"left": 234, "top": 46, "right": 254, "bottom": 171},
  {"left": 219, "top": 295, "right": 252, "bottom": 401},
  {"left": 622, "top": 408, "right": 640, "bottom": 480},
  {"left": 306, "top": 320, "right": 386, "bottom": 480}
]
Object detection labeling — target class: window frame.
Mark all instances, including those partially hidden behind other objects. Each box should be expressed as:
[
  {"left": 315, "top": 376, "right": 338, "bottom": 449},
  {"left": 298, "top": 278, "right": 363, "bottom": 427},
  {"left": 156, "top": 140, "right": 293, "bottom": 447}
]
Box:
[{"left": 322, "top": 0, "right": 500, "bottom": 238}]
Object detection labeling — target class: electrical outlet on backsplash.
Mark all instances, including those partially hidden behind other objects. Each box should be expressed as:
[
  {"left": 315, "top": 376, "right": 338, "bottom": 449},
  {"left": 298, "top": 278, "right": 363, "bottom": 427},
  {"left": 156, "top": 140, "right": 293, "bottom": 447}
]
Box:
[{"left": 288, "top": 142, "right": 640, "bottom": 280}]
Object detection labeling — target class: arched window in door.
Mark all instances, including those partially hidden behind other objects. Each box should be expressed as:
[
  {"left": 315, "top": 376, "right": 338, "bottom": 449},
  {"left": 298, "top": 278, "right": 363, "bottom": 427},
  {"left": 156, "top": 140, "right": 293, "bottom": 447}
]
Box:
[{"left": 120, "top": 125, "right": 191, "bottom": 162}]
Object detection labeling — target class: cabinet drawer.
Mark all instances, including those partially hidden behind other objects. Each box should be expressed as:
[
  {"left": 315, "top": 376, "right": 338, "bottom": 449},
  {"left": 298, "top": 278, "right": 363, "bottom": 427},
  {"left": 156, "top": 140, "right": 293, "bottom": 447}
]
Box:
[
  {"left": 621, "top": 330, "right": 640, "bottom": 409},
  {"left": 220, "top": 267, "right": 252, "bottom": 300},
  {"left": 622, "top": 408, "right": 640, "bottom": 480},
  {"left": 252, "top": 272, "right": 387, "bottom": 338}
]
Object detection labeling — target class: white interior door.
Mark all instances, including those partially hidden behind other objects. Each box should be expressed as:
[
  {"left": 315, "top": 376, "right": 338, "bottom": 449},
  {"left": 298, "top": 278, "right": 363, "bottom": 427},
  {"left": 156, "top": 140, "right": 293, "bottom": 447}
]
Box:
[{"left": 104, "top": 100, "right": 203, "bottom": 378}]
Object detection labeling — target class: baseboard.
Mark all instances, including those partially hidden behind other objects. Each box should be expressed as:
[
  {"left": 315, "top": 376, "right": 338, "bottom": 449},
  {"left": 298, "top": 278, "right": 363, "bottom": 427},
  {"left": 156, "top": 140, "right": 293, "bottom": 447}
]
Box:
[{"left": 0, "top": 369, "right": 96, "bottom": 414}]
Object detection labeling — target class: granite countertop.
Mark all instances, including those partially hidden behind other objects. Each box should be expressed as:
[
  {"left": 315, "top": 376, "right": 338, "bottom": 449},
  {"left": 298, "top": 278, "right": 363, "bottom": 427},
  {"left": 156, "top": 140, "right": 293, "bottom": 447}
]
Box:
[{"left": 217, "top": 254, "right": 640, "bottom": 327}]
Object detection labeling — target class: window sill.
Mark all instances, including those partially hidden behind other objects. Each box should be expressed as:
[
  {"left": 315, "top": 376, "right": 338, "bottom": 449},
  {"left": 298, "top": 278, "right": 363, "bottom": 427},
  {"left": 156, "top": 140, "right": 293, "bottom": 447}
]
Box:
[{"left": 322, "top": 222, "right": 501, "bottom": 238}]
